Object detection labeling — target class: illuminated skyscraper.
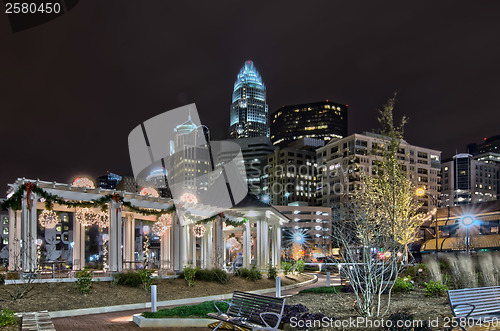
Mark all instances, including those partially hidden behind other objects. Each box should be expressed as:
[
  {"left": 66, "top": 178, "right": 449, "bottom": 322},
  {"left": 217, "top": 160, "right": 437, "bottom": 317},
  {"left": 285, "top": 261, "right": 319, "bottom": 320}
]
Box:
[
  {"left": 229, "top": 61, "right": 269, "bottom": 139},
  {"left": 271, "top": 101, "right": 348, "bottom": 147}
]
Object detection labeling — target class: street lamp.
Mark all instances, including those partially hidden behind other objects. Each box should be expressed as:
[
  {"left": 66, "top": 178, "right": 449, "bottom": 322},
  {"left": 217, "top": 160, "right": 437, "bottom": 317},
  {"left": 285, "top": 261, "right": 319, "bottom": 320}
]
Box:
[
  {"left": 416, "top": 187, "right": 439, "bottom": 260},
  {"left": 461, "top": 216, "right": 475, "bottom": 255}
]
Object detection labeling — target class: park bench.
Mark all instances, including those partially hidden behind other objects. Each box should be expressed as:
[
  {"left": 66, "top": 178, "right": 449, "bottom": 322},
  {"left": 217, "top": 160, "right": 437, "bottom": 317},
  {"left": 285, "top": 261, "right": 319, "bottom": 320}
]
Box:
[
  {"left": 207, "top": 291, "right": 286, "bottom": 331},
  {"left": 448, "top": 286, "right": 500, "bottom": 330}
]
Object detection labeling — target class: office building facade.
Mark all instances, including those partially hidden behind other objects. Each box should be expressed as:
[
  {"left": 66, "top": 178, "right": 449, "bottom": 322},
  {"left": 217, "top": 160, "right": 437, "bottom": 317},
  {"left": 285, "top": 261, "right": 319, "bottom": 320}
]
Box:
[
  {"left": 266, "top": 138, "right": 324, "bottom": 206},
  {"left": 317, "top": 133, "right": 442, "bottom": 214},
  {"left": 229, "top": 61, "right": 269, "bottom": 139},
  {"left": 441, "top": 153, "right": 499, "bottom": 206},
  {"left": 270, "top": 101, "right": 347, "bottom": 147}
]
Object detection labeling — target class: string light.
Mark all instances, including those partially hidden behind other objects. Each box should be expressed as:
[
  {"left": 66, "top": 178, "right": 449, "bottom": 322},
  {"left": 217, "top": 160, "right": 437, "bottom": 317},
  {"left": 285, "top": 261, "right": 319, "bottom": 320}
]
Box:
[
  {"left": 139, "top": 187, "right": 159, "bottom": 198},
  {"left": 72, "top": 177, "right": 95, "bottom": 189},
  {"left": 180, "top": 192, "right": 198, "bottom": 204},
  {"left": 102, "top": 234, "right": 109, "bottom": 272},
  {"left": 38, "top": 210, "right": 59, "bottom": 228},
  {"left": 193, "top": 224, "right": 206, "bottom": 238}
]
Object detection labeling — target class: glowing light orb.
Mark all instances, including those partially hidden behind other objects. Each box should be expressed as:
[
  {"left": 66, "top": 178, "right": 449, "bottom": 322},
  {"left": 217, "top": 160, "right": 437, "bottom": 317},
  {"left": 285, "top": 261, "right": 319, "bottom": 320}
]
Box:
[
  {"left": 180, "top": 192, "right": 198, "bottom": 205},
  {"left": 193, "top": 224, "right": 206, "bottom": 238},
  {"left": 139, "top": 187, "right": 159, "bottom": 198},
  {"left": 72, "top": 177, "right": 95, "bottom": 189},
  {"left": 38, "top": 210, "right": 59, "bottom": 228}
]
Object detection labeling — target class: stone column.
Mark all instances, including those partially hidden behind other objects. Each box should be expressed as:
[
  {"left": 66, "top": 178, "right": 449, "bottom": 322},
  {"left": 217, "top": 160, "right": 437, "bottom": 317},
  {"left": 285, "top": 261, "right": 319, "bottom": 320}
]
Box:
[
  {"left": 21, "top": 192, "right": 37, "bottom": 272},
  {"left": 123, "top": 213, "right": 135, "bottom": 269},
  {"left": 263, "top": 219, "right": 269, "bottom": 269},
  {"left": 276, "top": 226, "right": 282, "bottom": 268},
  {"left": 212, "top": 216, "right": 224, "bottom": 269},
  {"left": 192, "top": 226, "right": 197, "bottom": 267},
  {"left": 256, "top": 220, "right": 261, "bottom": 268},
  {"left": 108, "top": 201, "right": 123, "bottom": 272},
  {"left": 172, "top": 215, "right": 181, "bottom": 272},
  {"left": 160, "top": 227, "right": 170, "bottom": 270},
  {"left": 8, "top": 209, "right": 21, "bottom": 271},
  {"left": 72, "top": 212, "right": 85, "bottom": 270},
  {"left": 243, "top": 221, "right": 251, "bottom": 268}
]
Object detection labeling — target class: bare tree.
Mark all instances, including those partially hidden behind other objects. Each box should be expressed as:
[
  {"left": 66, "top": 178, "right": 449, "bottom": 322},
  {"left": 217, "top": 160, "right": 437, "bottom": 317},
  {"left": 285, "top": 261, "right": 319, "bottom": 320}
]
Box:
[
  {"left": 331, "top": 94, "right": 425, "bottom": 317},
  {"left": 3, "top": 238, "right": 38, "bottom": 300}
]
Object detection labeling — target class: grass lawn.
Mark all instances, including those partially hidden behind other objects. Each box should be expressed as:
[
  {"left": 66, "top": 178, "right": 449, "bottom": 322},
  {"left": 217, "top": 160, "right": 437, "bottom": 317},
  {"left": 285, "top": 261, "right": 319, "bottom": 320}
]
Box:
[{"left": 142, "top": 301, "right": 229, "bottom": 318}]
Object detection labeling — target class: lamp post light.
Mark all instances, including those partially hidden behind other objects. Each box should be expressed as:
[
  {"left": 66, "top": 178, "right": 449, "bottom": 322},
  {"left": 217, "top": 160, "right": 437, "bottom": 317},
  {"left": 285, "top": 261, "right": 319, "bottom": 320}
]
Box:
[
  {"left": 416, "top": 187, "right": 439, "bottom": 261},
  {"left": 461, "top": 216, "right": 474, "bottom": 255}
]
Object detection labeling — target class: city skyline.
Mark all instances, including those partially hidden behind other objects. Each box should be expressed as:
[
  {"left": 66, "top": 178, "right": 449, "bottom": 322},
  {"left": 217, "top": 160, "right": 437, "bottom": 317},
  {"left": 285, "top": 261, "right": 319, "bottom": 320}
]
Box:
[{"left": 1, "top": 1, "right": 500, "bottom": 192}]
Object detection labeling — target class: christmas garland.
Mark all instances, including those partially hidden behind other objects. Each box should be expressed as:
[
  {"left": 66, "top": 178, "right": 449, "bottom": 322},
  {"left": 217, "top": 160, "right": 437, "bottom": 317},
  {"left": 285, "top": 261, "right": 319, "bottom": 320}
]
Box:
[
  {"left": 193, "top": 212, "right": 247, "bottom": 227},
  {"left": 1, "top": 183, "right": 174, "bottom": 217}
]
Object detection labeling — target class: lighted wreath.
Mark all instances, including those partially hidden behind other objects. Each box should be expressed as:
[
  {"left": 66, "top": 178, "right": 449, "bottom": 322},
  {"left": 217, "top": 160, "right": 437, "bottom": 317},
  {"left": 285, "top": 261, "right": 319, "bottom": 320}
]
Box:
[
  {"left": 38, "top": 210, "right": 59, "bottom": 229},
  {"left": 76, "top": 207, "right": 108, "bottom": 228},
  {"left": 193, "top": 224, "right": 206, "bottom": 238}
]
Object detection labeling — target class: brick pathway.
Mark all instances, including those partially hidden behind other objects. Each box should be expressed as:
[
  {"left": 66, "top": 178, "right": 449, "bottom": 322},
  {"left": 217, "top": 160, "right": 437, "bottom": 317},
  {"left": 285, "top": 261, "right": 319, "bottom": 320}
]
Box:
[{"left": 52, "top": 274, "right": 329, "bottom": 331}]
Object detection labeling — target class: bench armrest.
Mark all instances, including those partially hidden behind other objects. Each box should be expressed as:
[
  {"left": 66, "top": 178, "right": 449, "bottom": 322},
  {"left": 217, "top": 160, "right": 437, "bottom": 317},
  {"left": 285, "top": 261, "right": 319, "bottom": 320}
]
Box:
[
  {"left": 213, "top": 301, "right": 232, "bottom": 314},
  {"left": 452, "top": 303, "right": 476, "bottom": 318},
  {"left": 259, "top": 312, "right": 282, "bottom": 330}
]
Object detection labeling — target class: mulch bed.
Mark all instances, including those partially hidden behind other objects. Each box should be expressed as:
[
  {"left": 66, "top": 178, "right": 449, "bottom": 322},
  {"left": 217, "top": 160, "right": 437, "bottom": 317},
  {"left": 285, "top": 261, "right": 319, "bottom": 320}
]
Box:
[
  {"left": 286, "top": 286, "right": 456, "bottom": 330},
  {"left": 0, "top": 273, "right": 310, "bottom": 313}
]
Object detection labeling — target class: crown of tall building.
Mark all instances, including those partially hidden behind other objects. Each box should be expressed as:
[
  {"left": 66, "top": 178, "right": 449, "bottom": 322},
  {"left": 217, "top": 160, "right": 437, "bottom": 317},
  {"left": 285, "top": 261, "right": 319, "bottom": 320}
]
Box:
[{"left": 229, "top": 60, "right": 269, "bottom": 139}]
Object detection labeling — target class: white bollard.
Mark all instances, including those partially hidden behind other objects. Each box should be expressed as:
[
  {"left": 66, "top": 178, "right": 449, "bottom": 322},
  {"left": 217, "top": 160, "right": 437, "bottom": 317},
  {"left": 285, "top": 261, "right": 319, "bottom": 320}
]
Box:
[
  {"left": 326, "top": 272, "right": 331, "bottom": 287},
  {"left": 151, "top": 285, "right": 157, "bottom": 312},
  {"left": 276, "top": 276, "right": 281, "bottom": 298}
]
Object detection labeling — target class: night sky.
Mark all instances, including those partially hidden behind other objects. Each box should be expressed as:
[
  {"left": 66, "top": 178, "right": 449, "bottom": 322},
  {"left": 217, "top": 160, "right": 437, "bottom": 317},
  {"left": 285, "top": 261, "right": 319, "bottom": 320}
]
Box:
[{"left": 1, "top": 1, "right": 500, "bottom": 194}]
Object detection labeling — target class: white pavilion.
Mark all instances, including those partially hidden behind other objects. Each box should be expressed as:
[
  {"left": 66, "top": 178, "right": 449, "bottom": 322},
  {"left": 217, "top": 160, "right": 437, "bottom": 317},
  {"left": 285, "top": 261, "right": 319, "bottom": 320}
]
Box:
[{"left": 3, "top": 178, "right": 287, "bottom": 274}]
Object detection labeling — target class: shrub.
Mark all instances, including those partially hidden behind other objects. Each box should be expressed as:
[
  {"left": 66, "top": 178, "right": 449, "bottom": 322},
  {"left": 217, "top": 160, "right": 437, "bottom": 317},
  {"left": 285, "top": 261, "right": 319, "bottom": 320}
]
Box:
[
  {"left": 183, "top": 266, "right": 197, "bottom": 287},
  {"left": 75, "top": 268, "right": 93, "bottom": 294},
  {"left": 235, "top": 268, "right": 251, "bottom": 278},
  {"left": 282, "top": 261, "right": 294, "bottom": 276},
  {"left": 212, "top": 268, "right": 229, "bottom": 284},
  {"left": 281, "top": 304, "right": 332, "bottom": 328},
  {"left": 113, "top": 270, "right": 142, "bottom": 287},
  {"left": 138, "top": 269, "right": 154, "bottom": 291},
  {"left": 385, "top": 310, "right": 432, "bottom": 331},
  {"left": 268, "top": 265, "right": 278, "bottom": 280},
  {"left": 393, "top": 276, "right": 415, "bottom": 293},
  {"left": 295, "top": 260, "right": 305, "bottom": 273},
  {"left": 341, "top": 284, "right": 355, "bottom": 293},
  {"left": 195, "top": 268, "right": 228, "bottom": 284},
  {"left": 424, "top": 281, "right": 448, "bottom": 297},
  {"left": 0, "top": 309, "right": 17, "bottom": 327},
  {"left": 247, "top": 265, "right": 262, "bottom": 281},
  {"left": 142, "top": 301, "right": 229, "bottom": 319}
]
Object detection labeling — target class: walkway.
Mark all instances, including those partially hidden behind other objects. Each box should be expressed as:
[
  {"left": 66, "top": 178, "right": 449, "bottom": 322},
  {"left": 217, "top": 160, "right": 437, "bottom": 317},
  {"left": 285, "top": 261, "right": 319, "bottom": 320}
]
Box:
[{"left": 52, "top": 273, "right": 334, "bottom": 331}]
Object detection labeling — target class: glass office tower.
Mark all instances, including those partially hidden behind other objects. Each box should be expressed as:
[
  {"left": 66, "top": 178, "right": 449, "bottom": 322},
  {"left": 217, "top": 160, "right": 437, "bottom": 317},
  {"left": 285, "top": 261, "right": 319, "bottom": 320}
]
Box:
[{"left": 229, "top": 61, "right": 269, "bottom": 139}]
